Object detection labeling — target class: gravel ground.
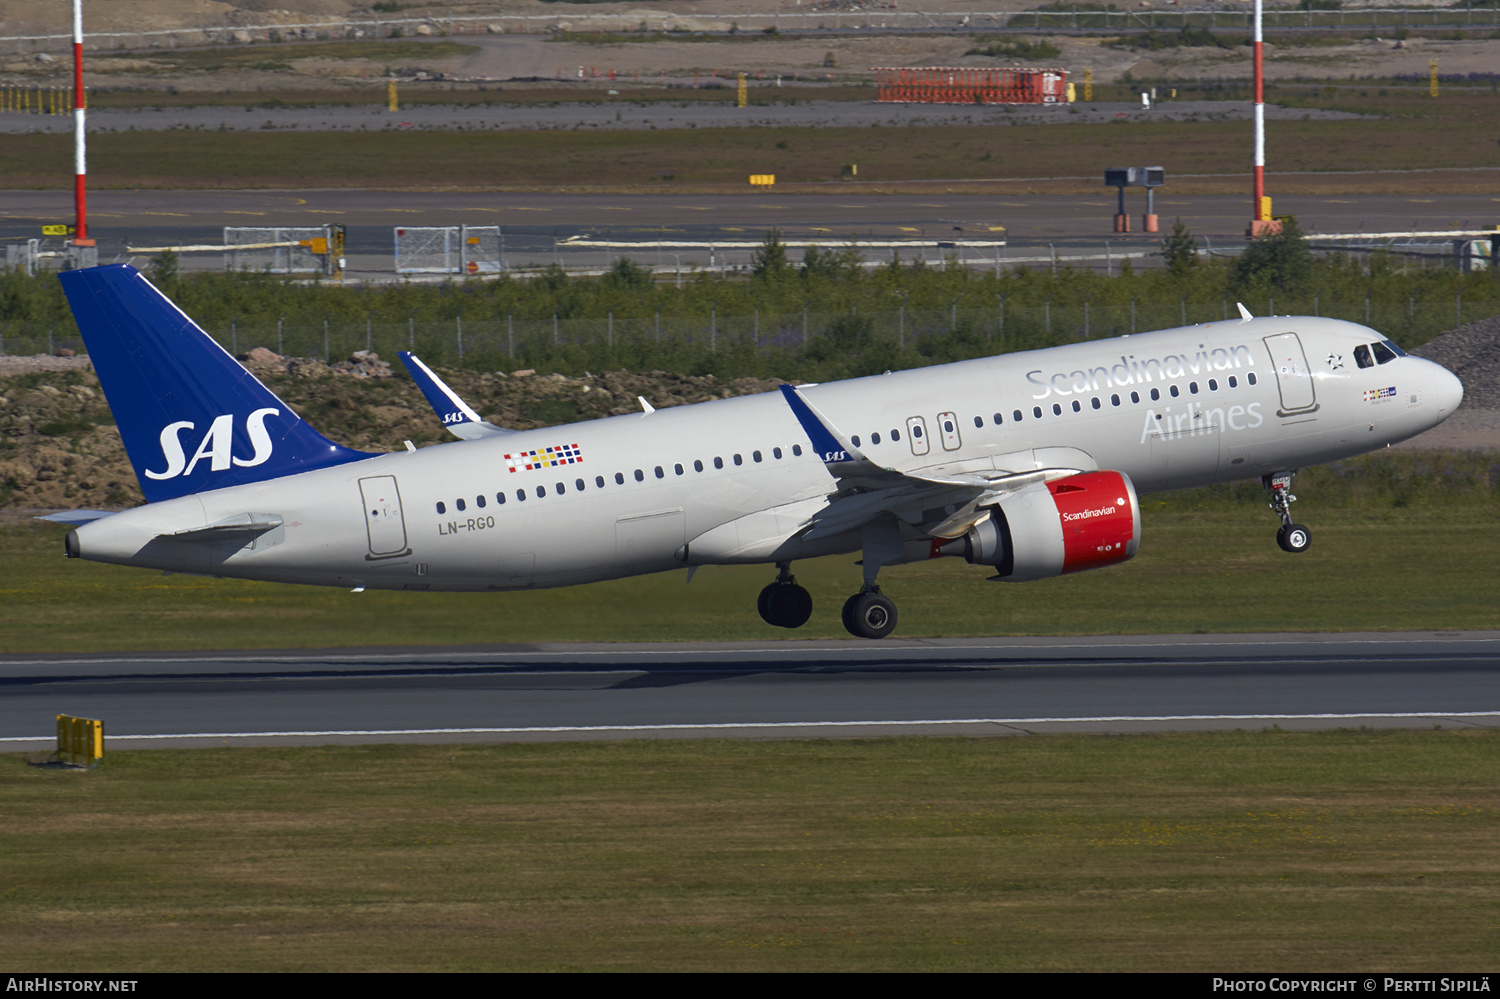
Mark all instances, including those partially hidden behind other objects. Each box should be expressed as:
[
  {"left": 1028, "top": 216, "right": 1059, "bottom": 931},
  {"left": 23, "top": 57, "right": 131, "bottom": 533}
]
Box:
[{"left": 0, "top": 99, "right": 1366, "bottom": 135}]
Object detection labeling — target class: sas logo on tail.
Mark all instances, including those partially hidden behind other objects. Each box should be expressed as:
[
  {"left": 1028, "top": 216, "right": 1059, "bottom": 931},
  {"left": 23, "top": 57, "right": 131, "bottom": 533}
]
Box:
[{"left": 146, "top": 408, "right": 280, "bottom": 481}]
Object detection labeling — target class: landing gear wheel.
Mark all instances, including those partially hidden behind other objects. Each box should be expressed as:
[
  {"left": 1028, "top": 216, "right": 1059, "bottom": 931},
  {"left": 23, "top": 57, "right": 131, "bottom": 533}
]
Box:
[
  {"left": 758, "top": 582, "right": 812, "bottom": 629},
  {"left": 1276, "top": 523, "right": 1311, "bottom": 554},
  {"left": 842, "top": 591, "right": 897, "bottom": 640}
]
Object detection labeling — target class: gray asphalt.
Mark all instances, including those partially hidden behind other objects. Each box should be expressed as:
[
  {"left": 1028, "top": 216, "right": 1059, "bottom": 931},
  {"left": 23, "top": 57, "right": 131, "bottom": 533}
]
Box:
[
  {"left": 6, "top": 189, "right": 1496, "bottom": 279},
  {"left": 4, "top": 633, "right": 1497, "bottom": 749}
]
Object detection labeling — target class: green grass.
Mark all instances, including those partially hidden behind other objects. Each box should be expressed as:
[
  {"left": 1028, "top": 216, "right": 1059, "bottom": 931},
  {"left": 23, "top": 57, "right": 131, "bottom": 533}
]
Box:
[
  {"left": 3, "top": 732, "right": 1496, "bottom": 970},
  {"left": 3, "top": 89, "right": 1499, "bottom": 190},
  {"left": 4, "top": 484, "right": 1497, "bottom": 653}
]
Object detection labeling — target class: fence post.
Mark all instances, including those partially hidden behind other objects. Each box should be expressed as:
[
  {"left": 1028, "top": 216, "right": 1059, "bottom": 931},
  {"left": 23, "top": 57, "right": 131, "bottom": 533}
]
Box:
[
  {"left": 278, "top": 313, "right": 284, "bottom": 355},
  {"left": 508, "top": 313, "right": 514, "bottom": 357},
  {"left": 457, "top": 313, "right": 463, "bottom": 360},
  {"left": 553, "top": 312, "right": 559, "bottom": 347},
  {"left": 608, "top": 309, "right": 613, "bottom": 350},
  {"left": 323, "top": 315, "right": 329, "bottom": 360}
]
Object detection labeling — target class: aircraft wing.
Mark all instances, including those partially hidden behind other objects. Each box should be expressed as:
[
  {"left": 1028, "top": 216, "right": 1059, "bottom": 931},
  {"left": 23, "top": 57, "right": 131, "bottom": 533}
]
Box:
[
  {"left": 777, "top": 384, "right": 1082, "bottom": 540},
  {"left": 398, "top": 351, "right": 515, "bottom": 440}
]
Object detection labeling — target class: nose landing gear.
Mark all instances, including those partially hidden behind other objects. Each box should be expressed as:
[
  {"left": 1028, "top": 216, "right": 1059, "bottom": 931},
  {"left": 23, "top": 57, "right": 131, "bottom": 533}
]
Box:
[{"left": 1264, "top": 471, "right": 1311, "bottom": 553}]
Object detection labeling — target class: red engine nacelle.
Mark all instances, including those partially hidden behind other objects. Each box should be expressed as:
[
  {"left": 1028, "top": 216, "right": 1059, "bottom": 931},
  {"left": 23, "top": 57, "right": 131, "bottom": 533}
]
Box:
[{"left": 939, "top": 470, "right": 1141, "bottom": 581}]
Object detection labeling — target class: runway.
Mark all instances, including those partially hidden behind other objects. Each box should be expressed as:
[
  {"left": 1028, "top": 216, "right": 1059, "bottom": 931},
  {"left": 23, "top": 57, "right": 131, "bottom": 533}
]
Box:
[
  {"left": 3, "top": 632, "right": 1497, "bottom": 750},
  {"left": 6, "top": 188, "right": 1496, "bottom": 279}
]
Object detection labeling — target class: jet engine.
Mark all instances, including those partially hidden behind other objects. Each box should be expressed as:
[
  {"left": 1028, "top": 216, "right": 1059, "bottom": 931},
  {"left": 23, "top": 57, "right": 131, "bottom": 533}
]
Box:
[{"left": 938, "top": 470, "right": 1141, "bottom": 581}]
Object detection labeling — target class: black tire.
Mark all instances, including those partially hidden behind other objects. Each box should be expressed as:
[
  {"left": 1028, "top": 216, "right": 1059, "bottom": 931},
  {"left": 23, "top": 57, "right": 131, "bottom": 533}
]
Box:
[
  {"left": 1277, "top": 523, "right": 1311, "bottom": 554},
  {"left": 843, "top": 591, "right": 897, "bottom": 640},
  {"left": 757, "top": 582, "right": 777, "bottom": 625},
  {"left": 766, "top": 583, "right": 813, "bottom": 629}
]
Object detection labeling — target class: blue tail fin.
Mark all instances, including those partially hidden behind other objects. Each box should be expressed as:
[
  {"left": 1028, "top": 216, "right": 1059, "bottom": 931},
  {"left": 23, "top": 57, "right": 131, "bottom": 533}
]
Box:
[{"left": 59, "top": 264, "right": 372, "bottom": 502}]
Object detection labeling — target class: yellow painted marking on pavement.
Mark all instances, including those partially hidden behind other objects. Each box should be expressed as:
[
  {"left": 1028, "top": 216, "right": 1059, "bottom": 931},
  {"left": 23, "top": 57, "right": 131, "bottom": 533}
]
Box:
[{"left": 898, "top": 227, "right": 918, "bottom": 232}]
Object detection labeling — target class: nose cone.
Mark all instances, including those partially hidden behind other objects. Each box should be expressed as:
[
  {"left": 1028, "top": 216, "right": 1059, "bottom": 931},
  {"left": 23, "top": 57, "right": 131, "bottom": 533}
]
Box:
[{"left": 1430, "top": 362, "right": 1464, "bottom": 417}]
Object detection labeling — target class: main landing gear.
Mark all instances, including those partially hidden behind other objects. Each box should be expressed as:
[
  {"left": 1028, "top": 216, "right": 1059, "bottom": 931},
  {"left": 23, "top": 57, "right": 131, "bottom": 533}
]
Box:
[
  {"left": 1263, "top": 470, "right": 1311, "bottom": 554},
  {"left": 756, "top": 564, "right": 899, "bottom": 639},
  {"left": 757, "top": 562, "right": 813, "bottom": 630}
]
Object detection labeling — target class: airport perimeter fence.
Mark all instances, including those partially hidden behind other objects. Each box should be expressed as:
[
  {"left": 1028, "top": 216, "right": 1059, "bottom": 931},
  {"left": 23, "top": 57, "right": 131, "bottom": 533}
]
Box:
[
  {"left": 4, "top": 8, "right": 1500, "bottom": 58},
  {"left": 5, "top": 295, "right": 1495, "bottom": 372}
]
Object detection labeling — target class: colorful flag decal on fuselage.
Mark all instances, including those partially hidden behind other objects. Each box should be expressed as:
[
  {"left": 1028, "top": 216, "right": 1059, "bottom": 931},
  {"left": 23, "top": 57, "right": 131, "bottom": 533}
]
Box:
[{"left": 505, "top": 444, "right": 583, "bottom": 472}]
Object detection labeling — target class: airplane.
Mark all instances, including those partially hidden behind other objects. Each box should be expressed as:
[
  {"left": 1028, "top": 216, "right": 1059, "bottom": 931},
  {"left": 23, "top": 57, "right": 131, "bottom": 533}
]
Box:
[{"left": 54, "top": 263, "right": 1463, "bottom": 639}]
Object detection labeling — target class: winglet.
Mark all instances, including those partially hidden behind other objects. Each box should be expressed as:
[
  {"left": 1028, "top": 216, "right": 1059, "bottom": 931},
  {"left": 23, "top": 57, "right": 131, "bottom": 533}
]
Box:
[
  {"left": 778, "top": 384, "right": 885, "bottom": 477},
  {"left": 398, "top": 351, "right": 513, "bottom": 439}
]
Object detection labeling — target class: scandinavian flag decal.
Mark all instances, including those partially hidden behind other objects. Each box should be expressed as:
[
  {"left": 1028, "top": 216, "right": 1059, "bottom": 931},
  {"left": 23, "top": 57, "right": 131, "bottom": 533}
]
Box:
[{"left": 505, "top": 443, "right": 583, "bottom": 472}]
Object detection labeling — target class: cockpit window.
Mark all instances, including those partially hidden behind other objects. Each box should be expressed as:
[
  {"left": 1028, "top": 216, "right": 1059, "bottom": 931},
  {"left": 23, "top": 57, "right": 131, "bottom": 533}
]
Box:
[
  {"left": 1354, "top": 344, "right": 1373, "bottom": 369},
  {"left": 1371, "top": 341, "right": 1398, "bottom": 365},
  {"left": 1380, "top": 339, "right": 1406, "bottom": 358}
]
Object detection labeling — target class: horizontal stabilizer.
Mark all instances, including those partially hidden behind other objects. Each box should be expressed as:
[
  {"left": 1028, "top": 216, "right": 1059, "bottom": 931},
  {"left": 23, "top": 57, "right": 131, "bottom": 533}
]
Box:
[
  {"left": 163, "top": 513, "right": 283, "bottom": 544},
  {"left": 35, "top": 510, "right": 116, "bottom": 527},
  {"left": 398, "top": 351, "right": 515, "bottom": 440}
]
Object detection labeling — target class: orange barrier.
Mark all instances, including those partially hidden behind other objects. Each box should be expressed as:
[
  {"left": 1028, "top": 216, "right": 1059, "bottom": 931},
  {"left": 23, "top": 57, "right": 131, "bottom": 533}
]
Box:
[{"left": 872, "top": 66, "right": 1069, "bottom": 105}]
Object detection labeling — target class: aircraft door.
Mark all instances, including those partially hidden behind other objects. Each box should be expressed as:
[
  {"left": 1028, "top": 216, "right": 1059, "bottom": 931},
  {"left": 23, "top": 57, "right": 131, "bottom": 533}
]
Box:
[
  {"left": 905, "top": 416, "right": 930, "bottom": 455},
  {"left": 937, "top": 411, "right": 962, "bottom": 451},
  {"left": 359, "top": 475, "right": 412, "bottom": 560},
  {"left": 1263, "top": 333, "right": 1319, "bottom": 415}
]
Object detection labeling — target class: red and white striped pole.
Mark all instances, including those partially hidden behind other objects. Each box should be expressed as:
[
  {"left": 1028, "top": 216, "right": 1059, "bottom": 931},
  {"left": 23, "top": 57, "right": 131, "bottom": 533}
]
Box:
[
  {"left": 1248, "top": 0, "right": 1277, "bottom": 237},
  {"left": 71, "top": 0, "right": 91, "bottom": 247}
]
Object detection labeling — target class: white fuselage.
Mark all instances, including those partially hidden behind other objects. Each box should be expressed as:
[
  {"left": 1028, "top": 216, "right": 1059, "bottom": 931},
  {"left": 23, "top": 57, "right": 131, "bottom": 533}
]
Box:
[{"left": 71, "top": 316, "right": 1463, "bottom": 591}]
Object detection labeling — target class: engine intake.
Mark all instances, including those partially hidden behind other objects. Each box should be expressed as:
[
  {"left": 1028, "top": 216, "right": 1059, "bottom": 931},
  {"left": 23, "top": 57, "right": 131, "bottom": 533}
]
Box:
[{"left": 939, "top": 470, "right": 1141, "bottom": 581}]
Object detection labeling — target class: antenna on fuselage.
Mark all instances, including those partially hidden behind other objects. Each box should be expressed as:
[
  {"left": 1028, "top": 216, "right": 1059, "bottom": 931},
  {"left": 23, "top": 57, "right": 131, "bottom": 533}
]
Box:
[{"left": 1236, "top": 302, "right": 1254, "bottom": 321}]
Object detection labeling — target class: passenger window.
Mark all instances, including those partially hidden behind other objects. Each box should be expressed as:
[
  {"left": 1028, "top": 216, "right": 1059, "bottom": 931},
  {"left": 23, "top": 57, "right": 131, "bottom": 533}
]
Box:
[
  {"left": 615, "top": 472, "right": 625, "bottom": 485},
  {"left": 456, "top": 498, "right": 466, "bottom": 512},
  {"left": 1150, "top": 389, "right": 1160, "bottom": 401},
  {"left": 792, "top": 444, "right": 803, "bottom": 456},
  {"left": 1189, "top": 382, "right": 1199, "bottom": 394},
  {"left": 992, "top": 413, "right": 1002, "bottom": 425},
  {"left": 1111, "top": 394, "right": 1120, "bottom": 407},
  {"left": 1228, "top": 377, "right": 1237, "bottom": 388},
  {"left": 852, "top": 436, "right": 861, "bottom": 448},
  {"left": 734, "top": 454, "right": 743, "bottom": 466},
  {"left": 1033, "top": 406, "right": 1042, "bottom": 419},
  {"left": 1013, "top": 410, "right": 1023, "bottom": 422},
  {"left": 516, "top": 490, "right": 526, "bottom": 502},
  {"left": 476, "top": 495, "right": 486, "bottom": 508},
  {"left": 753, "top": 451, "right": 763, "bottom": 463},
  {"left": 436, "top": 502, "right": 446, "bottom": 515},
  {"left": 537, "top": 485, "right": 547, "bottom": 497},
  {"left": 577, "top": 478, "right": 585, "bottom": 491},
  {"left": 773, "top": 448, "right": 783, "bottom": 459},
  {"left": 595, "top": 476, "right": 605, "bottom": 488},
  {"left": 496, "top": 492, "right": 506, "bottom": 505},
  {"left": 694, "top": 460, "right": 703, "bottom": 472},
  {"left": 1169, "top": 385, "right": 1180, "bottom": 398},
  {"left": 870, "top": 434, "right": 881, "bottom": 445},
  {"left": 1131, "top": 391, "right": 1141, "bottom": 403},
  {"left": 714, "top": 456, "right": 724, "bottom": 469},
  {"left": 974, "top": 416, "right": 983, "bottom": 428},
  {"left": 634, "top": 469, "right": 644, "bottom": 482},
  {"left": 1248, "top": 372, "right": 1258, "bottom": 386},
  {"left": 891, "top": 429, "right": 901, "bottom": 442},
  {"left": 1091, "top": 397, "right": 1101, "bottom": 410},
  {"left": 674, "top": 463, "right": 684, "bottom": 475},
  {"left": 1071, "top": 400, "right": 1081, "bottom": 413},
  {"left": 555, "top": 482, "right": 564, "bottom": 494},
  {"left": 1208, "top": 379, "right": 1218, "bottom": 391},
  {"left": 654, "top": 466, "right": 664, "bottom": 479}
]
